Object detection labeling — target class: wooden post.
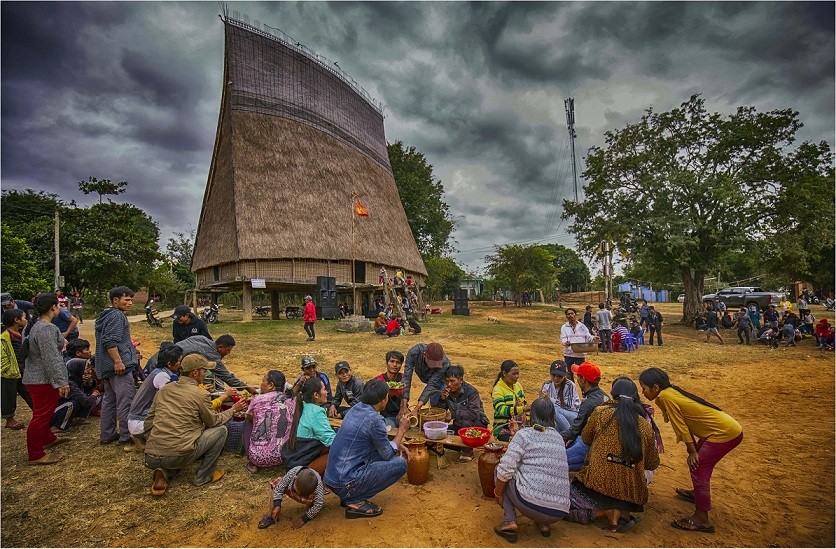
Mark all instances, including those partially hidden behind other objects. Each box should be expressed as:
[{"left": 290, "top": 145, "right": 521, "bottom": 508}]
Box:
[
  {"left": 270, "top": 290, "right": 280, "bottom": 320},
  {"left": 242, "top": 282, "right": 253, "bottom": 322}
]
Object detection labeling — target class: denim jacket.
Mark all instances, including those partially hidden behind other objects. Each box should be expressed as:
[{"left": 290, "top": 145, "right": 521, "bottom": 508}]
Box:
[{"left": 324, "top": 402, "right": 396, "bottom": 488}]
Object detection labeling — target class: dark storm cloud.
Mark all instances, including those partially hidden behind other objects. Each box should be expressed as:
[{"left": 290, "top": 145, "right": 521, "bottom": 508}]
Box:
[{"left": 1, "top": 2, "right": 832, "bottom": 274}]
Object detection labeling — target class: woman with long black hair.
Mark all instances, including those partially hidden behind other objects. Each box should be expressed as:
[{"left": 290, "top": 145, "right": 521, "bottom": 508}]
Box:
[
  {"left": 491, "top": 360, "right": 529, "bottom": 441},
  {"left": 639, "top": 367, "right": 742, "bottom": 534},
  {"left": 281, "top": 377, "right": 335, "bottom": 476},
  {"left": 566, "top": 377, "right": 659, "bottom": 532}
]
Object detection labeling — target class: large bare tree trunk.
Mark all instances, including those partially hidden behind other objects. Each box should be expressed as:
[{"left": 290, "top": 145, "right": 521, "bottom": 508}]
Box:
[{"left": 680, "top": 267, "right": 705, "bottom": 324}]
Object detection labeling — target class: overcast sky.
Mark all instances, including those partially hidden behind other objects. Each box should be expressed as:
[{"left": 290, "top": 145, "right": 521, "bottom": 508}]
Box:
[{"left": 2, "top": 1, "right": 834, "bottom": 275}]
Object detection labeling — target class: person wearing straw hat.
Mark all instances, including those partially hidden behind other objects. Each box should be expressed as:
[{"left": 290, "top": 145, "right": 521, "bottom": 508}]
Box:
[{"left": 143, "top": 354, "right": 248, "bottom": 496}]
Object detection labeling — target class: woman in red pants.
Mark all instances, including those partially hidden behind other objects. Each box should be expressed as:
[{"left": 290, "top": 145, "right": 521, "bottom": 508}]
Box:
[
  {"left": 639, "top": 367, "right": 743, "bottom": 534},
  {"left": 22, "top": 293, "right": 71, "bottom": 465}
]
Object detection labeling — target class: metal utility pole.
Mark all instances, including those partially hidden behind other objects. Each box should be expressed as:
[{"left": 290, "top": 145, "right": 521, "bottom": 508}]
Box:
[
  {"left": 564, "top": 97, "right": 579, "bottom": 202},
  {"left": 601, "top": 240, "right": 610, "bottom": 301},
  {"left": 53, "top": 209, "right": 61, "bottom": 291}
]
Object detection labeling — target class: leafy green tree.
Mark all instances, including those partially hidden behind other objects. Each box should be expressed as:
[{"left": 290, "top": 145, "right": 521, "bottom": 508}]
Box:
[
  {"left": 423, "top": 256, "right": 465, "bottom": 301},
  {"left": 0, "top": 223, "right": 50, "bottom": 298},
  {"left": 485, "top": 244, "right": 556, "bottom": 305},
  {"left": 165, "top": 231, "right": 196, "bottom": 288},
  {"left": 60, "top": 203, "right": 161, "bottom": 296},
  {"left": 77, "top": 176, "right": 127, "bottom": 203},
  {"left": 767, "top": 140, "right": 834, "bottom": 291},
  {"left": 0, "top": 189, "right": 63, "bottom": 281},
  {"left": 388, "top": 141, "right": 456, "bottom": 259},
  {"left": 562, "top": 94, "right": 828, "bottom": 322},
  {"left": 538, "top": 243, "right": 591, "bottom": 292}
]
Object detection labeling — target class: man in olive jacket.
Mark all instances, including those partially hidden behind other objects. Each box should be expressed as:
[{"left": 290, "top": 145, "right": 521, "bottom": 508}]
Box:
[{"left": 143, "top": 354, "right": 247, "bottom": 495}]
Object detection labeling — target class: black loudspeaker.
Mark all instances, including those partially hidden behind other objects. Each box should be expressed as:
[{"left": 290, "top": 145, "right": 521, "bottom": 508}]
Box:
[
  {"left": 354, "top": 261, "right": 366, "bottom": 284},
  {"left": 318, "top": 289, "right": 338, "bottom": 308},
  {"left": 452, "top": 288, "right": 469, "bottom": 316},
  {"left": 317, "top": 276, "right": 336, "bottom": 291},
  {"left": 317, "top": 306, "right": 341, "bottom": 320}
]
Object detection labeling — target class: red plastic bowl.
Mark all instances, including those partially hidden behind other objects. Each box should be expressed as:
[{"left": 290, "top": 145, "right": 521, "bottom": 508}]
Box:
[{"left": 458, "top": 426, "right": 491, "bottom": 448}]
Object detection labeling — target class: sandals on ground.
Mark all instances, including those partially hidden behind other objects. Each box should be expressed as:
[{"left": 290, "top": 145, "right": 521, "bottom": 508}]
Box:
[
  {"left": 493, "top": 525, "right": 518, "bottom": 543},
  {"left": 671, "top": 517, "right": 715, "bottom": 533},
  {"left": 150, "top": 469, "right": 168, "bottom": 496},
  {"left": 257, "top": 515, "right": 275, "bottom": 529},
  {"left": 345, "top": 500, "right": 383, "bottom": 519}
]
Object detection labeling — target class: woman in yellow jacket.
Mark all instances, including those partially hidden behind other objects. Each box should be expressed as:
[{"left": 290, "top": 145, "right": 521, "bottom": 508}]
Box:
[
  {"left": 492, "top": 360, "right": 530, "bottom": 441},
  {"left": 1, "top": 309, "right": 33, "bottom": 429},
  {"left": 639, "top": 367, "right": 742, "bottom": 534}
]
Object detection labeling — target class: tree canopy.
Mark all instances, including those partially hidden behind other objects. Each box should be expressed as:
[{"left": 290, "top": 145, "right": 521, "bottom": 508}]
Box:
[
  {"left": 538, "top": 243, "right": 591, "bottom": 292},
  {"left": 423, "top": 256, "right": 465, "bottom": 301},
  {"left": 562, "top": 94, "right": 833, "bottom": 322},
  {"left": 485, "top": 244, "right": 556, "bottom": 304},
  {"left": 388, "top": 141, "right": 456, "bottom": 259},
  {"left": 165, "top": 231, "right": 196, "bottom": 289},
  {"left": 1, "top": 182, "right": 161, "bottom": 300},
  {"left": 78, "top": 176, "right": 127, "bottom": 204},
  {"left": 0, "top": 223, "right": 50, "bottom": 298}
]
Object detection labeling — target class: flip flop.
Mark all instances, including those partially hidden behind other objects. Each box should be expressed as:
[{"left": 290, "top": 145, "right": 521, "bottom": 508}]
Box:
[
  {"left": 671, "top": 518, "right": 715, "bottom": 533},
  {"left": 257, "top": 516, "right": 275, "bottom": 529},
  {"left": 675, "top": 488, "right": 696, "bottom": 503},
  {"left": 345, "top": 500, "right": 383, "bottom": 519},
  {"left": 5, "top": 420, "right": 25, "bottom": 430},
  {"left": 150, "top": 469, "right": 168, "bottom": 496},
  {"left": 44, "top": 437, "right": 73, "bottom": 449},
  {"left": 28, "top": 454, "right": 60, "bottom": 465},
  {"left": 535, "top": 523, "right": 551, "bottom": 537},
  {"left": 616, "top": 515, "right": 641, "bottom": 533},
  {"left": 493, "top": 525, "right": 518, "bottom": 543}
]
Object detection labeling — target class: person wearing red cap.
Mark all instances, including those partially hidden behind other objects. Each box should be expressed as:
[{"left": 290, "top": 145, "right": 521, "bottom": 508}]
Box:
[
  {"left": 400, "top": 342, "right": 450, "bottom": 418},
  {"left": 560, "top": 361, "right": 609, "bottom": 472}
]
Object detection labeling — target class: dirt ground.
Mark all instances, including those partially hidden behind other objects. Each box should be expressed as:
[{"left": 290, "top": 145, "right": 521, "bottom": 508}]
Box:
[{"left": 1, "top": 301, "right": 833, "bottom": 548}]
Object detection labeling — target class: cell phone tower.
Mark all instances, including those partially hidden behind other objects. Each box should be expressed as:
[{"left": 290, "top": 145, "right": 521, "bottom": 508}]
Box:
[{"left": 564, "top": 97, "right": 578, "bottom": 202}]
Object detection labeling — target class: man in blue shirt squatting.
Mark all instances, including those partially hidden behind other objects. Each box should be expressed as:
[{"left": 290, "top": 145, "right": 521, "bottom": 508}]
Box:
[{"left": 324, "top": 378, "right": 411, "bottom": 518}]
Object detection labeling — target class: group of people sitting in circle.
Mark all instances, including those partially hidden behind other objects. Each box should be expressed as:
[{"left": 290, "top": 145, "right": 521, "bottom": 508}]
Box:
[
  {"left": 2, "top": 290, "right": 744, "bottom": 539},
  {"left": 698, "top": 298, "right": 829, "bottom": 348}
]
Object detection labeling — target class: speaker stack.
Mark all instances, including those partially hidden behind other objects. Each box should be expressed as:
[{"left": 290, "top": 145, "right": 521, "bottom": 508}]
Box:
[
  {"left": 452, "top": 288, "right": 470, "bottom": 316},
  {"left": 316, "top": 276, "right": 340, "bottom": 319}
]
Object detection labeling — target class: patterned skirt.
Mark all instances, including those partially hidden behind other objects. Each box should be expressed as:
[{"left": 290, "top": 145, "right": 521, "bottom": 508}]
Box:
[{"left": 567, "top": 479, "right": 643, "bottom": 524}]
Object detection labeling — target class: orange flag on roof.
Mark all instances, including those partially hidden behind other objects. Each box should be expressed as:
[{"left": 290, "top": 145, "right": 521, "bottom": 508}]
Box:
[{"left": 354, "top": 200, "right": 369, "bottom": 217}]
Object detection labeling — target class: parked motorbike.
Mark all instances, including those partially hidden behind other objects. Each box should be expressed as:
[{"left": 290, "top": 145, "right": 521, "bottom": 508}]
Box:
[
  {"left": 254, "top": 305, "right": 271, "bottom": 317},
  {"left": 145, "top": 302, "right": 163, "bottom": 327},
  {"left": 201, "top": 302, "right": 219, "bottom": 324}
]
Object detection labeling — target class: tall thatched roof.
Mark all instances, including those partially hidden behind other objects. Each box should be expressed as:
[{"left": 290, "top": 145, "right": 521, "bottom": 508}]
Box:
[{"left": 191, "top": 18, "right": 426, "bottom": 279}]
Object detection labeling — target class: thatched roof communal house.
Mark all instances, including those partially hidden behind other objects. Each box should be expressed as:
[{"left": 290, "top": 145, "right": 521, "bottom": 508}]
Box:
[{"left": 192, "top": 15, "right": 426, "bottom": 321}]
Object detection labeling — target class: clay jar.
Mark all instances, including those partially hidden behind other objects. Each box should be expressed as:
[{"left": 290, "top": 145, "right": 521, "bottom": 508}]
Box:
[
  {"left": 478, "top": 443, "right": 506, "bottom": 497},
  {"left": 404, "top": 440, "right": 430, "bottom": 485}
]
